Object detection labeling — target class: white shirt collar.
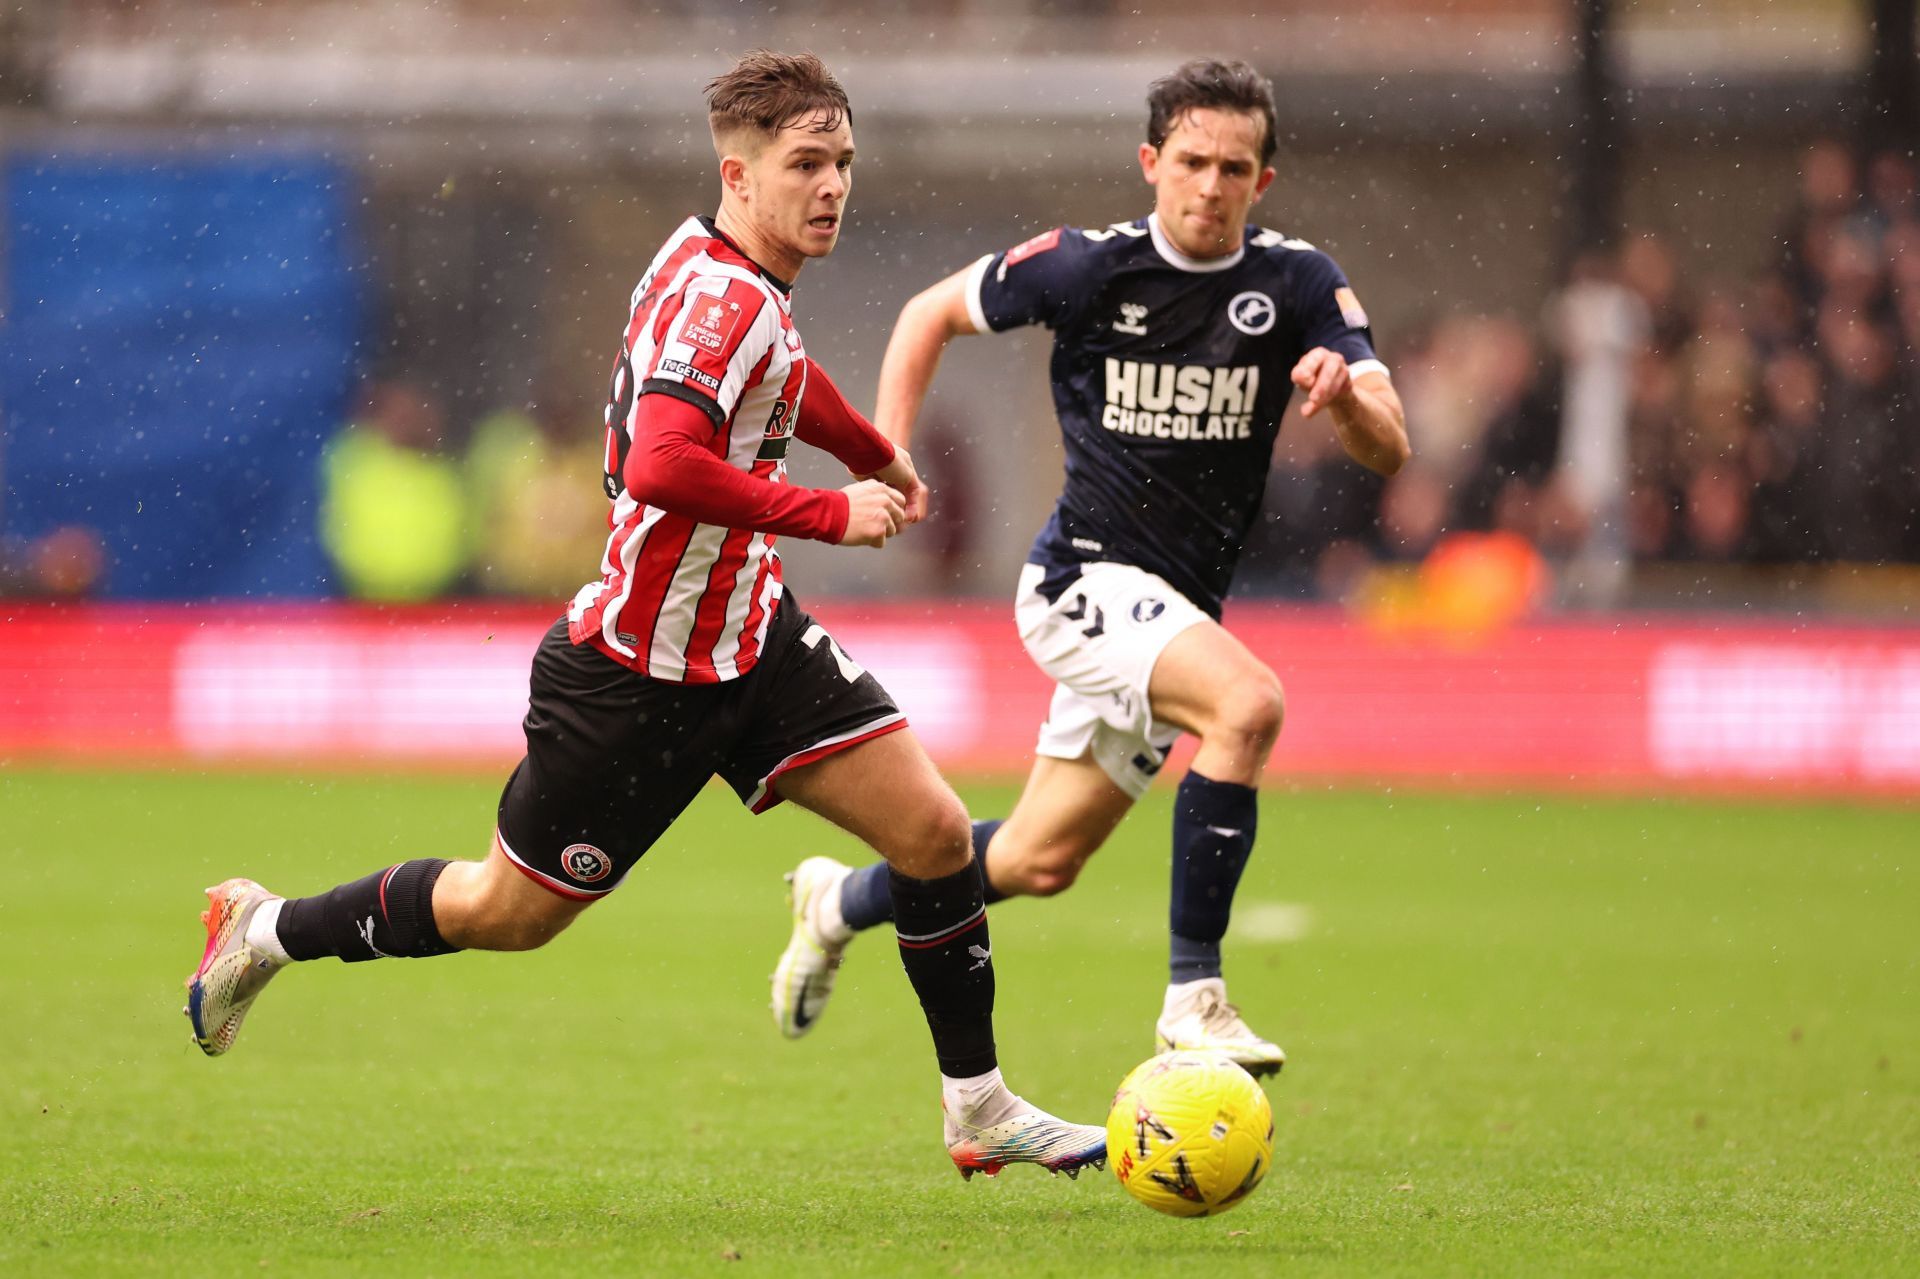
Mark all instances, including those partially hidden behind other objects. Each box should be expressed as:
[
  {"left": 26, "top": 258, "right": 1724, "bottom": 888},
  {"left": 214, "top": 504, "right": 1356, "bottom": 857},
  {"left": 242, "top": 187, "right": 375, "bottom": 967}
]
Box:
[{"left": 1149, "top": 213, "right": 1246, "bottom": 273}]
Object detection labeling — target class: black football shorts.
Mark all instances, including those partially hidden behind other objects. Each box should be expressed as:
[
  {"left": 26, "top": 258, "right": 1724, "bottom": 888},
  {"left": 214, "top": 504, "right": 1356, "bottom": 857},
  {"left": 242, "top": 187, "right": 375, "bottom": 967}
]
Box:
[{"left": 495, "top": 592, "right": 904, "bottom": 900}]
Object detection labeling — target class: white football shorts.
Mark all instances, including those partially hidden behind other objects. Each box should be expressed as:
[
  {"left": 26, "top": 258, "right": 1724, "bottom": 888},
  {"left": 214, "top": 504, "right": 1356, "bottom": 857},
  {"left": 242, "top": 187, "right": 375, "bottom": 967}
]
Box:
[{"left": 1013, "top": 561, "right": 1211, "bottom": 798}]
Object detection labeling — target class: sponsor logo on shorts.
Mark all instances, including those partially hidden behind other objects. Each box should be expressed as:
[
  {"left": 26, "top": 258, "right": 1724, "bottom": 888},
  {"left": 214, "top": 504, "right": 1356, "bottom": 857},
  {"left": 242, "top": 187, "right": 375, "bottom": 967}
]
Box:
[
  {"left": 561, "top": 843, "right": 613, "bottom": 883},
  {"left": 1228, "top": 290, "right": 1276, "bottom": 336},
  {"left": 1131, "top": 598, "right": 1167, "bottom": 624}
]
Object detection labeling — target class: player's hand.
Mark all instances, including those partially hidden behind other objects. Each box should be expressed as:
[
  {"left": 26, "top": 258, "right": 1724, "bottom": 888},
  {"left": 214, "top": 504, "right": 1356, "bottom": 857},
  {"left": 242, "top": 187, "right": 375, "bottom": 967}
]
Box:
[
  {"left": 1291, "top": 347, "right": 1352, "bottom": 418},
  {"left": 865, "top": 448, "right": 929, "bottom": 525},
  {"left": 838, "top": 479, "right": 908, "bottom": 548}
]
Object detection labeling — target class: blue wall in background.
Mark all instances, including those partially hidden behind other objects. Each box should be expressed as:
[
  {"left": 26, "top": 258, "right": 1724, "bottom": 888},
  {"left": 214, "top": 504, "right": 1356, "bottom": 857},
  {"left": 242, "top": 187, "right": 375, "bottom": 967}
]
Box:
[{"left": 1, "top": 151, "right": 362, "bottom": 598}]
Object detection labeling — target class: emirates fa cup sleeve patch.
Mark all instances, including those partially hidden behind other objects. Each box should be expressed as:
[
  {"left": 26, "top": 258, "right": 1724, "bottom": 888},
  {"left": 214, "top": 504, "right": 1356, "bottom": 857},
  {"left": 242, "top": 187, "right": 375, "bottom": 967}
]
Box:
[{"left": 678, "top": 298, "right": 744, "bottom": 354}]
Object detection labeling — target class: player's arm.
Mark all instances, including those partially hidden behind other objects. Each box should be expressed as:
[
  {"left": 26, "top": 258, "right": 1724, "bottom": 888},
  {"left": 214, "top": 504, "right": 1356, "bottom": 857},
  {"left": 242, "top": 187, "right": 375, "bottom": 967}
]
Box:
[
  {"left": 1292, "top": 353, "right": 1410, "bottom": 476},
  {"left": 624, "top": 392, "right": 906, "bottom": 548},
  {"left": 873, "top": 267, "right": 981, "bottom": 448},
  {"left": 795, "top": 358, "right": 928, "bottom": 524}
]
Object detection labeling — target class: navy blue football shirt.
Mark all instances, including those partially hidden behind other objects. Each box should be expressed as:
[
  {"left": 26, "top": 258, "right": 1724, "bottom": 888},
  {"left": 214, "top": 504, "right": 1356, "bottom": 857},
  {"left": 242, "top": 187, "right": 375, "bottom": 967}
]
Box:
[{"left": 967, "top": 215, "right": 1386, "bottom": 617}]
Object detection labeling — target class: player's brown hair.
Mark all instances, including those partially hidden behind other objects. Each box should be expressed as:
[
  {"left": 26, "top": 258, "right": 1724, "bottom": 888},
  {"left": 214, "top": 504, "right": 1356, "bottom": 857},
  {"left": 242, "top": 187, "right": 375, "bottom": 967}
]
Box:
[
  {"left": 706, "top": 50, "right": 851, "bottom": 149},
  {"left": 1146, "top": 59, "right": 1277, "bottom": 167}
]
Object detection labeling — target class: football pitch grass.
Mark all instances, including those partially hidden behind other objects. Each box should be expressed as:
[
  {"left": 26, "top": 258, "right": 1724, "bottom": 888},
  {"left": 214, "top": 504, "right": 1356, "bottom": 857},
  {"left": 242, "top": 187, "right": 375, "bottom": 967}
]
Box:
[{"left": 2, "top": 768, "right": 1915, "bottom": 1277}]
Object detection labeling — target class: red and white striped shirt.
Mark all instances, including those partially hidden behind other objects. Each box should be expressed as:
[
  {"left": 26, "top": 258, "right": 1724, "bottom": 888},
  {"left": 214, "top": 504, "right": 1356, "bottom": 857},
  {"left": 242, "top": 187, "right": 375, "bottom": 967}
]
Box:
[{"left": 569, "top": 217, "right": 841, "bottom": 684}]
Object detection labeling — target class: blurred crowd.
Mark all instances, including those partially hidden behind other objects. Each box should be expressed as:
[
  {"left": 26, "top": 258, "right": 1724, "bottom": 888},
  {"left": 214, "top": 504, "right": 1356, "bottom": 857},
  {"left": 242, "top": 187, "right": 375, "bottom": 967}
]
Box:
[
  {"left": 318, "top": 374, "right": 609, "bottom": 602},
  {"left": 7, "top": 138, "right": 1913, "bottom": 607},
  {"left": 1248, "top": 137, "right": 1920, "bottom": 608}
]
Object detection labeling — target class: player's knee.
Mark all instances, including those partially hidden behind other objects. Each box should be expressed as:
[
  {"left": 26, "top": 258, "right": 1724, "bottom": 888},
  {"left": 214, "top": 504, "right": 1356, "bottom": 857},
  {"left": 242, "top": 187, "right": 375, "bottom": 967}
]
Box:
[
  {"left": 1214, "top": 673, "right": 1285, "bottom": 746},
  {"left": 1010, "top": 833, "right": 1095, "bottom": 897},
  {"left": 456, "top": 881, "right": 584, "bottom": 952},
  {"left": 924, "top": 794, "right": 974, "bottom": 868},
  {"left": 881, "top": 789, "right": 972, "bottom": 879},
  {"left": 487, "top": 907, "right": 577, "bottom": 952},
  {"left": 1023, "top": 858, "right": 1085, "bottom": 897}
]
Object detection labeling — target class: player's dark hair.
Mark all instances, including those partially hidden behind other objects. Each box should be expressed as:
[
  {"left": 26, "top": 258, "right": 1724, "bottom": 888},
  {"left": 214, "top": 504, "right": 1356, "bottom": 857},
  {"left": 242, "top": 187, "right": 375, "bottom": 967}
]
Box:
[
  {"left": 1146, "top": 58, "right": 1277, "bottom": 167},
  {"left": 706, "top": 49, "right": 851, "bottom": 144}
]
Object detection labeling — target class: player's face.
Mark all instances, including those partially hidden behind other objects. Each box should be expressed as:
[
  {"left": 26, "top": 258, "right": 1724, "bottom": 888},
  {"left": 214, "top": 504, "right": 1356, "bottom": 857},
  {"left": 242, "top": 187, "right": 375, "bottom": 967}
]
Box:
[
  {"left": 734, "top": 115, "right": 855, "bottom": 279},
  {"left": 1139, "top": 108, "right": 1276, "bottom": 259}
]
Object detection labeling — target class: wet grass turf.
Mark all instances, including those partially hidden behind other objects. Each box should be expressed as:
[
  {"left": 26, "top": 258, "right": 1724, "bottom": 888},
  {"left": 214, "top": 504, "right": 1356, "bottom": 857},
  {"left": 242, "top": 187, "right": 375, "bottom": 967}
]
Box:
[{"left": 1, "top": 768, "right": 1916, "bottom": 1276}]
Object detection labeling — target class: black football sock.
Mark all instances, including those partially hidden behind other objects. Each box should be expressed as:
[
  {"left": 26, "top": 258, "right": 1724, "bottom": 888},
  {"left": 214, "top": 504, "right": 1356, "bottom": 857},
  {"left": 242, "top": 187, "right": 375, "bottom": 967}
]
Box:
[
  {"left": 276, "top": 858, "right": 462, "bottom": 962},
  {"left": 889, "top": 862, "right": 997, "bottom": 1078},
  {"left": 840, "top": 820, "right": 1007, "bottom": 932},
  {"left": 1168, "top": 772, "right": 1258, "bottom": 983}
]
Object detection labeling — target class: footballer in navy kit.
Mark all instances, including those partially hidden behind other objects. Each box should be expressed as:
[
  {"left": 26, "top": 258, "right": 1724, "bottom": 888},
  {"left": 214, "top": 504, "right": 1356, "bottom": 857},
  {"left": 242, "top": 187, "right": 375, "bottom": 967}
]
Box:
[{"left": 772, "top": 59, "right": 1409, "bottom": 1074}]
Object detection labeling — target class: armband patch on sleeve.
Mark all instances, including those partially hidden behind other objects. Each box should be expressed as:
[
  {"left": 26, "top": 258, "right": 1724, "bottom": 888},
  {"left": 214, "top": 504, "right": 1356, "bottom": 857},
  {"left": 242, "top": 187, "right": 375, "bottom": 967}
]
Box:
[
  {"left": 1335, "top": 286, "right": 1370, "bottom": 330},
  {"left": 677, "top": 297, "right": 746, "bottom": 354},
  {"left": 1006, "top": 227, "right": 1063, "bottom": 266},
  {"left": 658, "top": 358, "right": 722, "bottom": 392}
]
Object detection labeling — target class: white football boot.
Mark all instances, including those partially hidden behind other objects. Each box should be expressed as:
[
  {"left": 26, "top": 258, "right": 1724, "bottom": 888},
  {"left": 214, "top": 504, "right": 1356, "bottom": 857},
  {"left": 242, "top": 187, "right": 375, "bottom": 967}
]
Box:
[
  {"left": 943, "top": 1086, "right": 1108, "bottom": 1180},
  {"left": 184, "top": 878, "right": 287, "bottom": 1056},
  {"left": 771, "top": 856, "right": 854, "bottom": 1039},
  {"left": 1154, "top": 977, "right": 1286, "bottom": 1077}
]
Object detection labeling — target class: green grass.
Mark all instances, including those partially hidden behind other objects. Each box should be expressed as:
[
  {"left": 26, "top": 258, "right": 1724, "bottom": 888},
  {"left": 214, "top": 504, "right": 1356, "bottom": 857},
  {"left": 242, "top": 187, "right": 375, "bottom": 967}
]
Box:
[{"left": 1, "top": 768, "right": 1916, "bottom": 1276}]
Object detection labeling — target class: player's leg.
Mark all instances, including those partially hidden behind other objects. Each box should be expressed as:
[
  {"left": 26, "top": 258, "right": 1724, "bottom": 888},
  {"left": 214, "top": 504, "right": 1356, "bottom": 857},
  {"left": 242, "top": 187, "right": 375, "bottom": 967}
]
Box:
[
  {"left": 775, "top": 729, "right": 1108, "bottom": 1177},
  {"left": 185, "top": 619, "right": 706, "bottom": 1057},
  {"left": 976, "top": 752, "right": 1137, "bottom": 896},
  {"left": 832, "top": 565, "right": 1168, "bottom": 936},
  {"left": 830, "top": 751, "right": 1134, "bottom": 936},
  {"left": 185, "top": 836, "right": 595, "bottom": 1057},
  {"left": 1141, "top": 618, "right": 1288, "bottom": 1074}
]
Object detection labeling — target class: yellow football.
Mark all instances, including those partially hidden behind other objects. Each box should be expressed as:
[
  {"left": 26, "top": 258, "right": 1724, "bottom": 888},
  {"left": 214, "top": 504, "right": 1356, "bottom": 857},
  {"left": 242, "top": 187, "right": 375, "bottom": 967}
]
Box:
[{"left": 1105, "top": 1051, "right": 1274, "bottom": 1217}]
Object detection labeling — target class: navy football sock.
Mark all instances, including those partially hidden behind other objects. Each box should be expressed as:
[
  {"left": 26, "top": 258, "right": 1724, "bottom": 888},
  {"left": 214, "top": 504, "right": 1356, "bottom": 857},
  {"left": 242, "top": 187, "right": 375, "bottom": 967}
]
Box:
[
  {"left": 839, "top": 820, "right": 1006, "bottom": 932},
  {"left": 889, "top": 862, "right": 998, "bottom": 1078},
  {"left": 838, "top": 860, "right": 894, "bottom": 931},
  {"left": 970, "top": 820, "right": 1008, "bottom": 905},
  {"left": 1169, "top": 772, "right": 1258, "bottom": 982},
  {"left": 276, "top": 859, "right": 460, "bottom": 962}
]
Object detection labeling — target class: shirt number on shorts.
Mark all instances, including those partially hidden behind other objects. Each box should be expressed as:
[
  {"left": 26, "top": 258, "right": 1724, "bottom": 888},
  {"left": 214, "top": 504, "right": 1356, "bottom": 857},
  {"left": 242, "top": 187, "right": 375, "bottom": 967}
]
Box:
[{"left": 801, "top": 625, "right": 866, "bottom": 683}]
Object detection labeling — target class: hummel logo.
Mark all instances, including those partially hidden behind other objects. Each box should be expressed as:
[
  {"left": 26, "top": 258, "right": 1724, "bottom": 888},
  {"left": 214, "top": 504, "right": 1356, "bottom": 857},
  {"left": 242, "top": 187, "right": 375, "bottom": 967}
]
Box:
[
  {"left": 967, "top": 944, "right": 992, "bottom": 971},
  {"left": 1114, "top": 302, "right": 1149, "bottom": 335}
]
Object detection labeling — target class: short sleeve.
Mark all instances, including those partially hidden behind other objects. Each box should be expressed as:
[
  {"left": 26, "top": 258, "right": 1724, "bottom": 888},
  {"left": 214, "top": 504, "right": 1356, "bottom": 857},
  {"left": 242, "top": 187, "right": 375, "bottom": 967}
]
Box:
[
  {"left": 1291, "top": 251, "right": 1387, "bottom": 379},
  {"left": 641, "top": 274, "right": 776, "bottom": 428},
  {"left": 968, "top": 227, "right": 1093, "bottom": 333}
]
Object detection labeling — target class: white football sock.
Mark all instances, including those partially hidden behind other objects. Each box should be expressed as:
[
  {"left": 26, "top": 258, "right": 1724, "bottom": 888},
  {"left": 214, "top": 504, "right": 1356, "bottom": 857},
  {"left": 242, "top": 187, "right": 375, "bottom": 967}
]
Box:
[
  {"left": 942, "top": 1067, "right": 1016, "bottom": 1125},
  {"left": 1163, "top": 975, "right": 1225, "bottom": 1018},
  {"left": 244, "top": 898, "right": 292, "bottom": 964},
  {"left": 813, "top": 871, "right": 854, "bottom": 946}
]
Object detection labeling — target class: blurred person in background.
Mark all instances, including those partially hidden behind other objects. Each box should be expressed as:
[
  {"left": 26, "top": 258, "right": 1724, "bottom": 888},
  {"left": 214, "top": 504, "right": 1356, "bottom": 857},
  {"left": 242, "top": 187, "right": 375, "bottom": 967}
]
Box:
[
  {"left": 1815, "top": 306, "right": 1906, "bottom": 561},
  {"left": 1617, "top": 231, "right": 1693, "bottom": 357},
  {"left": 1448, "top": 316, "right": 1562, "bottom": 543},
  {"left": 0, "top": 525, "right": 108, "bottom": 597},
  {"left": 465, "top": 372, "right": 610, "bottom": 598},
  {"left": 318, "top": 377, "right": 467, "bottom": 601},
  {"left": 1746, "top": 349, "right": 1831, "bottom": 562},
  {"left": 187, "top": 49, "right": 1108, "bottom": 1183},
  {"left": 776, "top": 58, "right": 1407, "bottom": 1078},
  {"left": 1545, "top": 251, "right": 1648, "bottom": 601},
  {"left": 900, "top": 410, "right": 981, "bottom": 590}
]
